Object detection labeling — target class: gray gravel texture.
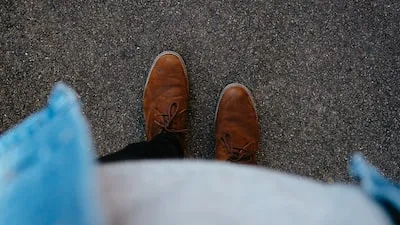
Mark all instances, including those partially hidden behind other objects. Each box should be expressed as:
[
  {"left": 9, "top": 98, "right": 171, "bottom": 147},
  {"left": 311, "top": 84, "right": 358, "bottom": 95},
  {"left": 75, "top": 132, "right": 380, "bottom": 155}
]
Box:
[{"left": 1, "top": 0, "right": 400, "bottom": 182}]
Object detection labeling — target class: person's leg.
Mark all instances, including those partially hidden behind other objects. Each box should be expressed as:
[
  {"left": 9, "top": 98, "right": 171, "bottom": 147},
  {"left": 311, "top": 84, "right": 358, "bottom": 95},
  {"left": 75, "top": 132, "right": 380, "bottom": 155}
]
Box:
[
  {"left": 215, "top": 83, "right": 260, "bottom": 164},
  {"left": 100, "top": 51, "right": 189, "bottom": 163},
  {"left": 99, "top": 133, "right": 183, "bottom": 163}
]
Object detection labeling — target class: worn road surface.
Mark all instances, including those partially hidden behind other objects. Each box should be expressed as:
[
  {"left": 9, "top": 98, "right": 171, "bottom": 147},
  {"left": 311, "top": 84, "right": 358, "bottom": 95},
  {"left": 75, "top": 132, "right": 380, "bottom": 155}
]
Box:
[{"left": 1, "top": 0, "right": 400, "bottom": 182}]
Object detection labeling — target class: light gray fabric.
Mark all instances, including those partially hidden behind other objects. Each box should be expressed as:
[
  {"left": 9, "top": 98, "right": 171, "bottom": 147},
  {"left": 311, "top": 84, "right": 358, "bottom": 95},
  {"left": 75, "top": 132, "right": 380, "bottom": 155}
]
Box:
[{"left": 99, "top": 160, "right": 393, "bottom": 225}]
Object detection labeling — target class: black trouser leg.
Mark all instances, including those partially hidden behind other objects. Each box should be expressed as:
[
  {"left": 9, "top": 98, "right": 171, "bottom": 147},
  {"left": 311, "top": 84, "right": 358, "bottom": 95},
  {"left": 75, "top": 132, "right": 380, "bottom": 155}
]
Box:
[{"left": 98, "top": 133, "right": 183, "bottom": 163}]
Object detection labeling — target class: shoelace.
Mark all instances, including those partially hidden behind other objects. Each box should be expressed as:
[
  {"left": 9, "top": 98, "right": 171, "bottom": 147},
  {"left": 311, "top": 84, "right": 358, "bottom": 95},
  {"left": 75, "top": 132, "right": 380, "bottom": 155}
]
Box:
[
  {"left": 154, "top": 102, "right": 188, "bottom": 134},
  {"left": 218, "top": 133, "right": 254, "bottom": 163}
]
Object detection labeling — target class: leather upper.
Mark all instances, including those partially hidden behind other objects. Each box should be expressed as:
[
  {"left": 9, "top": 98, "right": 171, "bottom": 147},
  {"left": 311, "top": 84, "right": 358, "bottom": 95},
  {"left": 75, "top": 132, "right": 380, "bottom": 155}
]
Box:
[
  {"left": 215, "top": 85, "right": 260, "bottom": 164},
  {"left": 143, "top": 53, "right": 189, "bottom": 142}
]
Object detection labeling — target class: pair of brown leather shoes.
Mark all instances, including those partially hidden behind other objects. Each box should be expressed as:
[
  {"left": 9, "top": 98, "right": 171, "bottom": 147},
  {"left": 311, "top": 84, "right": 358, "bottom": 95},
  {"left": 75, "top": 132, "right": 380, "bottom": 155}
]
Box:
[{"left": 143, "top": 51, "right": 260, "bottom": 164}]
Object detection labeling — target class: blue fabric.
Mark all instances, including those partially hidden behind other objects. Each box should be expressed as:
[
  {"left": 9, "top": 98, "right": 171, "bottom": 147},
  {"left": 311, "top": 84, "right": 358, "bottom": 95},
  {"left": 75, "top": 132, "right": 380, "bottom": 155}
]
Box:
[
  {"left": 350, "top": 153, "right": 400, "bottom": 218},
  {"left": 0, "top": 83, "right": 104, "bottom": 225}
]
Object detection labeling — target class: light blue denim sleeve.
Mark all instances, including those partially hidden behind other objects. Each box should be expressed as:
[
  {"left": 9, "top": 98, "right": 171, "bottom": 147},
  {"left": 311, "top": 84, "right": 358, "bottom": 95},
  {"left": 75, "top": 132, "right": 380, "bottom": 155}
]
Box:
[
  {"left": 350, "top": 153, "right": 400, "bottom": 219},
  {"left": 0, "top": 83, "right": 104, "bottom": 225}
]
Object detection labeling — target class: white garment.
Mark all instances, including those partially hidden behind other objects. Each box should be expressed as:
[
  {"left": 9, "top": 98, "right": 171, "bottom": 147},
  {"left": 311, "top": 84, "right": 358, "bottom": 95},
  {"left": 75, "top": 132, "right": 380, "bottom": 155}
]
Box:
[{"left": 99, "top": 160, "right": 393, "bottom": 225}]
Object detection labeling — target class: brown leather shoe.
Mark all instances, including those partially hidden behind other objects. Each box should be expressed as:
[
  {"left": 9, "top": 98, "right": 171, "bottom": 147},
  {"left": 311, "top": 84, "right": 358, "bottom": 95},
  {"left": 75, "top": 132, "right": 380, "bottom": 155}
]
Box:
[
  {"left": 215, "top": 83, "right": 260, "bottom": 164},
  {"left": 143, "top": 51, "right": 189, "bottom": 152}
]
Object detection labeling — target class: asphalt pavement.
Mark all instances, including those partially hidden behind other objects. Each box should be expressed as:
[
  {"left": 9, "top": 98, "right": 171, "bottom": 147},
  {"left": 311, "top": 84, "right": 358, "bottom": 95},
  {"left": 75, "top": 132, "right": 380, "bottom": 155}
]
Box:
[{"left": 1, "top": 0, "right": 400, "bottom": 182}]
